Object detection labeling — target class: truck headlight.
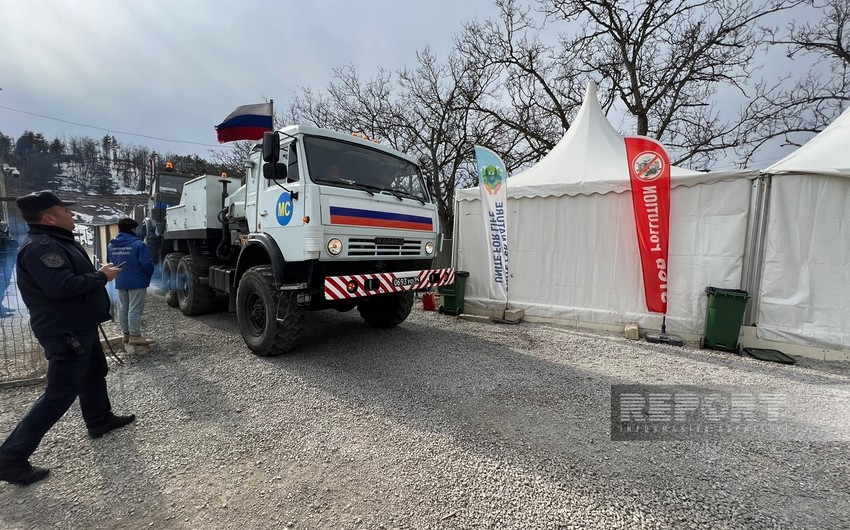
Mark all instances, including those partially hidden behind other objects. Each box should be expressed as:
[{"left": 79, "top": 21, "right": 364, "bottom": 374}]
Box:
[
  {"left": 425, "top": 241, "right": 434, "bottom": 255},
  {"left": 327, "top": 238, "right": 343, "bottom": 255}
]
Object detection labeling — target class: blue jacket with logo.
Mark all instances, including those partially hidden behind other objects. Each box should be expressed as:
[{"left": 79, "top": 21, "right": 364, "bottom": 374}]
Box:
[
  {"left": 107, "top": 232, "right": 154, "bottom": 290},
  {"left": 16, "top": 225, "right": 111, "bottom": 338}
]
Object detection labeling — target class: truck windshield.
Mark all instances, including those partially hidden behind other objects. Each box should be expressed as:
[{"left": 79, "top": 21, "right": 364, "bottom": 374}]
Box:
[
  {"left": 157, "top": 174, "right": 190, "bottom": 196},
  {"left": 150, "top": 173, "right": 193, "bottom": 219},
  {"left": 304, "top": 136, "right": 429, "bottom": 203}
]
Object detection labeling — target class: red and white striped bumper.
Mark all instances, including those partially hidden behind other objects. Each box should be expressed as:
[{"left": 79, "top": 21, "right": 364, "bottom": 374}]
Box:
[{"left": 324, "top": 268, "right": 455, "bottom": 300}]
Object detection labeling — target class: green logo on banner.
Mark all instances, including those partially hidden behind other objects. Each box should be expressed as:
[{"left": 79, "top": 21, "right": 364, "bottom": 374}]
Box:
[{"left": 481, "top": 164, "right": 503, "bottom": 195}]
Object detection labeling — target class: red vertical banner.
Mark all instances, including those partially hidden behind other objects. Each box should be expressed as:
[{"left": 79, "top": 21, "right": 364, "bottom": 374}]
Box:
[{"left": 625, "top": 136, "right": 671, "bottom": 314}]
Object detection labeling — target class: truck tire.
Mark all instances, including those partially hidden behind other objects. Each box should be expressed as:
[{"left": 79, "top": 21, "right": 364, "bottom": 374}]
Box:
[
  {"left": 236, "top": 265, "right": 304, "bottom": 356},
  {"left": 176, "top": 255, "right": 217, "bottom": 316},
  {"left": 162, "top": 253, "right": 182, "bottom": 308},
  {"left": 357, "top": 291, "right": 414, "bottom": 328}
]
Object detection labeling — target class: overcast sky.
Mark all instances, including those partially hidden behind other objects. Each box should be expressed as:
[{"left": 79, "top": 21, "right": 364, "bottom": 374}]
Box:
[
  {"left": 0, "top": 1, "right": 835, "bottom": 171},
  {"left": 1, "top": 0, "right": 500, "bottom": 158}
]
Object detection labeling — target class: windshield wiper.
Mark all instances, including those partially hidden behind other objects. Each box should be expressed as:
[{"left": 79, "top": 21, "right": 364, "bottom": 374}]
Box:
[
  {"left": 324, "top": 178, "right": 426, "bottom": 204},
  {"left": 393, "top": 190, "right": 426, "bottom": 205},
  {"left": 376, "top": 188, "right": 426, "bottom": 204},
  {"left": 378, "top": 189, "right": 405, "bottom": 201},
  {"left": 318, "top": 178, "right": 378, "bottom": 196},
  {"left": 338, "top": 179, "right": 376, "bottom": 196}
]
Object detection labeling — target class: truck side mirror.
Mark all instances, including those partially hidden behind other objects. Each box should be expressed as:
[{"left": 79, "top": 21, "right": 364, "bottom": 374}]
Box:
[
  {"left": 263, "top": 162, "right": 288, "bottom": 180},
  {"left": 262, "top": 131, "right": 280, "bottom": 164}
]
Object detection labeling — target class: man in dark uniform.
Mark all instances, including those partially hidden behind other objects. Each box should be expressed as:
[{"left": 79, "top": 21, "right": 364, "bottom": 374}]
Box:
[{"left": 0, "top": 191, "right": 135, "bottom": 486}]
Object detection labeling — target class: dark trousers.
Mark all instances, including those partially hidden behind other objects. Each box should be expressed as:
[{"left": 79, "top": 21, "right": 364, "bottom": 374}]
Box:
[{"left": 0, "top": 326, "right": 112, "bottom": 463}]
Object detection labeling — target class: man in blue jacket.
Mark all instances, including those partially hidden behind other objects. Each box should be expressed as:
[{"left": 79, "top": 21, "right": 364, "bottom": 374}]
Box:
[
  {"left": 107, "top": 218, "right": 155, "bottom": 348},
  {"left": 0, "top": 191, "right": 134, "bottom": 486}
]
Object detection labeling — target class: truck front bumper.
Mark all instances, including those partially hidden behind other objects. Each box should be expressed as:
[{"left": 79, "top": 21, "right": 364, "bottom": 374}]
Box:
[{"left": 324, "top": 268, "right": 455, "bottom": 300}]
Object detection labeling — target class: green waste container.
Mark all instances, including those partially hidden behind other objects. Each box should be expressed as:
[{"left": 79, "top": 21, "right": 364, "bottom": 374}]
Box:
[
  {"left": 438, "top": 271, "right": 469, "bottom": 316},
  {"left": 702, "top": 287, "right": 749, "bottom": 353}
]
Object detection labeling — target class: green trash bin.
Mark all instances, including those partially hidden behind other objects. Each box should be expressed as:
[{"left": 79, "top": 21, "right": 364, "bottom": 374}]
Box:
[
  {"left": 702, "top": 287, "right": 749, "bottom": 353},
  {"left": 438, "top": 271, "right": 469, "bottom": 316}
]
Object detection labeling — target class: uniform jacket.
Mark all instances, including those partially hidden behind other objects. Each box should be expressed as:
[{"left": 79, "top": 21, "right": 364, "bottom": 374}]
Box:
[
  {"left": 16, "top": 225, "right": 111, "bottom": 338},
  {"left": 107, "top": 232, "right": 154, "bottom": 290}
]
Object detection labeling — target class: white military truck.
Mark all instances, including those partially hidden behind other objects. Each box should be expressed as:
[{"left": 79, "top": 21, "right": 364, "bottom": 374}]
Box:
[{"left": 160, "top": 125, "right": 454, "bottom": 356}]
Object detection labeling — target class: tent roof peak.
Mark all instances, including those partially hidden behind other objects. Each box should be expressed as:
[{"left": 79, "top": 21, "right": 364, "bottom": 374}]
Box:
[{"left": 507, "top": 80, "right": 631, "bottom": 187}]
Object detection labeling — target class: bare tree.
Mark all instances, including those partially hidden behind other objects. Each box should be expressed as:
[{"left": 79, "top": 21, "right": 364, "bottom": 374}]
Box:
[
  {"left": 284, "top": 50, "right": 492, "bottom": 239},
  {"left": 281, "top": 86, "right": 338, "bottom": 130},
  {"left": 739, "top": 0, "right": 850, "bottom": 164},
  {"left": 456, "top": 0, "right": 591, "bottom": 170},
  {"left": 392, "top": 48, "right": 496, "bottom": 237},
  {"left": 282, "top": 65, "right": 400, "bottom": 141},
  {"left": 538, "top": 0, "right": 805, "bottom": 169},
  {"left": 208, "top": 141, "right": 255, "bottom": 180},
  {"left": 784, "top": 0, "right": 850, "bottom": 70}
]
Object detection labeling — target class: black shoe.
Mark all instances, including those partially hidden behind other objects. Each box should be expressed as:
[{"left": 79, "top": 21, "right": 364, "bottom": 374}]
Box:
[
  {"left": 88, "top": 413, "right": 136, "bottom": 439},
  {"left": 0, "top": 460, "right": 50, "bottom": 486}
]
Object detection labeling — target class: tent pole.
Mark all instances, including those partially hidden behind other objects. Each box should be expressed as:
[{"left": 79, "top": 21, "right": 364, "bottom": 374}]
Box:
[
  {"left": 742, "top": 176, "right": 771, "bottom": 326},
  {"left": 451, "top": 196, "right": 460, "bottom": 270}
]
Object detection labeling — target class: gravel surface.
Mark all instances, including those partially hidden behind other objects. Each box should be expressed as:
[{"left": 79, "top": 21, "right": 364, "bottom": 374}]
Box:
[{"left": 1, "top": 289, "right": 849, "bottom": 529}]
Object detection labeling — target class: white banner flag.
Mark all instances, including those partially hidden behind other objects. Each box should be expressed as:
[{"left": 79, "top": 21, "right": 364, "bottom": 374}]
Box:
[{"left": 474, "top": 146, "right": 509, "bottom": 303}]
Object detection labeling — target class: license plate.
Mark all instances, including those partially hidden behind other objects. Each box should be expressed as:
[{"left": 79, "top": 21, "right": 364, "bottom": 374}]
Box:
[{"left": 392, "top": 276, "right": 419, "bottom": 287}]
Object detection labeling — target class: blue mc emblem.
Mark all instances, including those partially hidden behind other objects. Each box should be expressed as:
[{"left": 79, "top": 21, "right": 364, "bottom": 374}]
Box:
[{"left": 276, "top": 192, "right": 293, "bottom": 226}]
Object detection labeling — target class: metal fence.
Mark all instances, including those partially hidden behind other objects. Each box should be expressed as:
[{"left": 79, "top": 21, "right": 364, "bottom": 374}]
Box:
[{"left": 1, "top": 208, "right": 45, "bottom": 386}]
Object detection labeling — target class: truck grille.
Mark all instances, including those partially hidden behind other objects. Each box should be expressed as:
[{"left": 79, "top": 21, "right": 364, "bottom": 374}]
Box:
[{"left": 348, "top": 237, "right": 422, "bottom": 257}]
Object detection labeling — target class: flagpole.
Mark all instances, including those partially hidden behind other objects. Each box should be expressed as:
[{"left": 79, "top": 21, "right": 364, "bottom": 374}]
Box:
[
  {"left": 506, "top": 201, "right": 510, "bottom": 312},
  {"left": 270, "top": 99, "right": 275, "bottom": 129}
]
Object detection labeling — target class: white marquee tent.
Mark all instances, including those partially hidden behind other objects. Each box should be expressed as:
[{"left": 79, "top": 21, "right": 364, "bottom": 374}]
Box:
[
  {"left": 756, "top": 106, "right": 850, "bottom": 350},
  {"left": 455, "top": 83, "right": 758, "bottom": 335}
]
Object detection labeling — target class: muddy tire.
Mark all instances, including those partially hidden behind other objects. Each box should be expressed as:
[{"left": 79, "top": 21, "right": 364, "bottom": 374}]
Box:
[
  {"left": 236, "top": 265, "right": 304, "bottom": 356},
  {"left": 176, "top": 255, "right": 217, "bottom": 316},
  {"left": 358, "top": 292, "right": 414, "bottom": 328},
  {"left": 162, "top": 253, "right": 182, "bottom": 308}
]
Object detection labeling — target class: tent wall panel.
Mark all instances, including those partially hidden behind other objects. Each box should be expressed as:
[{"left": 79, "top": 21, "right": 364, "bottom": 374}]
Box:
[
  {"left": 756, "top": 175, "right": 850, "bottom": 349},
  {"left": 456, "top": 178, "right": 751, "bottom": 334}
]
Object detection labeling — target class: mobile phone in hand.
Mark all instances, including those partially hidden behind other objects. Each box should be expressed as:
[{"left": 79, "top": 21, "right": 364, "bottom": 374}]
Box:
[{"left": 114, "top": 262, "right": 126, "bottom": 269}]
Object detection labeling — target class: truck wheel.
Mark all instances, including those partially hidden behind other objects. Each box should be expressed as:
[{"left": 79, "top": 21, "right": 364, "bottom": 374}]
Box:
[
  {"left": 357, "top": 292, "right": 414, "bottom": 328},
  {"left": 176, "top": 255, "right": 217, "bottom": 316},
  {"left": 236, "top": 265, "right": 304, "bottom": 356},
  {"left": 162, "top": 253, "right": 182, "bottom": 307}
]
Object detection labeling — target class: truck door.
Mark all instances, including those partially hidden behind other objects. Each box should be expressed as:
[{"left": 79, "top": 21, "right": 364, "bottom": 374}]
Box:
[{"left": 257, "top": 141, "right": 304, "bottom": 261}]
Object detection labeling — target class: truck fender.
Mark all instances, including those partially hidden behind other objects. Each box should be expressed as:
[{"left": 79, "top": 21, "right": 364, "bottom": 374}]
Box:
[{"left": 235, "top": 233, "right": 286, "bottom": 287}]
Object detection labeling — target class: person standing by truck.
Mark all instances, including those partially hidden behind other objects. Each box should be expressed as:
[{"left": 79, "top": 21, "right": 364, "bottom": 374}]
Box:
[
  {"left": 107, "top": 218, "right": 155, "bottom": 348},
  {"left": 0, "top": 191, "right": 134, "bottom": 486}
]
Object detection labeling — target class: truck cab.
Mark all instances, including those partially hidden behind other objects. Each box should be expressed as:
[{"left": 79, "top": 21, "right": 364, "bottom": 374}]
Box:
[
  {"left": 144, "top": 163, "right": 195, "bottom": 264},
  {"left": 242, "top": 126, "right": 437, "bottom": 271}
]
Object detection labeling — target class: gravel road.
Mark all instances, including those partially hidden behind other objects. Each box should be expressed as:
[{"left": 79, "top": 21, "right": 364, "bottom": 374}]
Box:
[{"left": 1, "top": 289, "right": 849, "bottom": 529}]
